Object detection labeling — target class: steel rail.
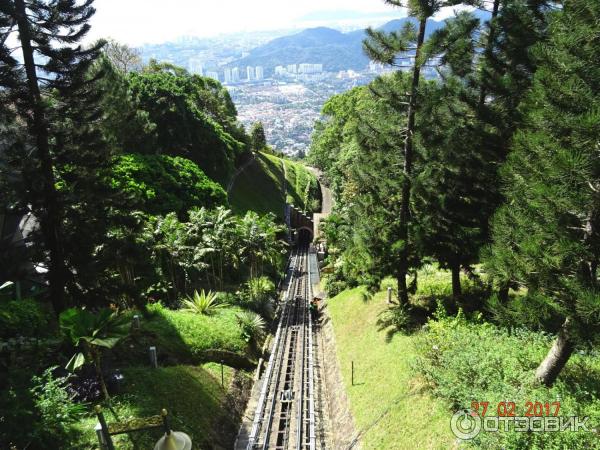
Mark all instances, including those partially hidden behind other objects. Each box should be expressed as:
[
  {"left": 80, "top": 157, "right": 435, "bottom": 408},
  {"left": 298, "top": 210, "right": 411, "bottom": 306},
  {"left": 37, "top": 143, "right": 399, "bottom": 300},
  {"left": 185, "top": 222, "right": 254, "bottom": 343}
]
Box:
[
  {"left": 246, "top": 243, "right": 317, "bottom": 449},
  {"left": 247, "top": 248, "right": 300, "bottom": 449}
]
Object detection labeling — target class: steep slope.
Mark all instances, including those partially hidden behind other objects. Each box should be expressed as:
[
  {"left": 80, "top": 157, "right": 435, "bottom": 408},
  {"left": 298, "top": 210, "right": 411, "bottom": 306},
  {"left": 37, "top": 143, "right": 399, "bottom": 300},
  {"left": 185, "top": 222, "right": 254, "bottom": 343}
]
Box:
[{"left": 228, "top": 152, "right": 320, "bottom": 220}]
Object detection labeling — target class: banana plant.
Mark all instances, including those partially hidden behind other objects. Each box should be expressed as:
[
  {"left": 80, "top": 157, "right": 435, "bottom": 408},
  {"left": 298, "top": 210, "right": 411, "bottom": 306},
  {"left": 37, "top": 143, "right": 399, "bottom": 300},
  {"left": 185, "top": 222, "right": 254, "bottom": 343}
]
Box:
[{"left": 59, "top": 308, "right": 130, "bottom": 401}]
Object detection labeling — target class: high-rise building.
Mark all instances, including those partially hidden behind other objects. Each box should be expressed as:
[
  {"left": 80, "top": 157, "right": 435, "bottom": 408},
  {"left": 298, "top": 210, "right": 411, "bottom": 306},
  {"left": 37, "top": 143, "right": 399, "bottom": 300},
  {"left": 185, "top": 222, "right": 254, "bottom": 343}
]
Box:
[
  {"left": 275, "top": 66, "right": 286, "bottom": 76},
  {"left": 255, "top": 66, "right": 264, "bottom": 80},
  {"left": 224, "top": 68, "right": 232, "bottom": 83},
  {"left": 206, "top": 71, "right": 219, "bottom": 81},
  {"left": 246, "top": 66, "right": 255, "bottom": 81},
  {"left": 188, "top": 58, "right": 203, "bottom": 75},
  {"left": 286, "top": 64, "right": 297, "bottom": 74},
  {"left": 231, "top": 67, "right": 240, "bottom": 82},
  {"left": 298, "top": 63, "right": 323, "bottom": 74}
]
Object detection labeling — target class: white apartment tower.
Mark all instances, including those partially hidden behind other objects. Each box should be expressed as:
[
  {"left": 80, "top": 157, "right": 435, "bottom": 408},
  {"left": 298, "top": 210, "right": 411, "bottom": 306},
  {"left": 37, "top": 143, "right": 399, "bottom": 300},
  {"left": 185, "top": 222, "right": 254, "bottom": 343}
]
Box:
[
  {"left": 224, "top": 68, "right": 232, "bottom": 83},
  {"left": 246, "top": 66, "right": 255, "bottom": 81},
  {"left": 231, "top": 67, "right": 240, "bottom": 82},
  {"left": 255, "top": 66, "right": 264, "bottom": 80}
]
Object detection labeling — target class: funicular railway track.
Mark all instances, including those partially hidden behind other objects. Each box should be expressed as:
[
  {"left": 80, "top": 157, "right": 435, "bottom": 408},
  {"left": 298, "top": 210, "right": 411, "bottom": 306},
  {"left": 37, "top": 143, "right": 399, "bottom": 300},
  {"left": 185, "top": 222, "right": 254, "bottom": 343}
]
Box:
[{"left": 246, "top": 243, "right": 317, "bottom": 450}]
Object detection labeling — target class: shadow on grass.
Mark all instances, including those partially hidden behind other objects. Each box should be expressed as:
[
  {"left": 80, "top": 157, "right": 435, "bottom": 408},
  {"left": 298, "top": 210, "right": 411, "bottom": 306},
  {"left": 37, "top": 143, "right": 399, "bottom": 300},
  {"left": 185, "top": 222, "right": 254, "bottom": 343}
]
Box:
[
  {"left": 104, "top": 365, "right": 240, "bottom": 450},
  {"left": 559, "top": 359, "right": 600, "bottom": 403},
  {"left": 111, "top": 308, "right": 255, "bottom": 371},
  {"left": 377, "top": 286, "right": 489, "bottom": 343}
]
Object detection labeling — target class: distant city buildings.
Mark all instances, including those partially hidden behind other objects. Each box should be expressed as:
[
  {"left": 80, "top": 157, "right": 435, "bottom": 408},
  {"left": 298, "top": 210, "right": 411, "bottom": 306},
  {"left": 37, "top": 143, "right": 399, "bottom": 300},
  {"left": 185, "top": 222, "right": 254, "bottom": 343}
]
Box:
[
  {"left": 255, "top": 66, "right": 264, "bottom": 80},
  {"left": 231, "top": 67, "right": 240, "bottom": 82},
  {"left": 246, "top": 66, "right": 255, "bottom": 81},
  {"left": 206, "top": 71, "right": 219, "bottom": 81},
  {"left": 298, "top": 63, "right": 323, "bottom": 74},
  {"left": 286, "top": 64, "right": 297, "bottom": 74},
  {"left": 188, "top": 58, "right": 204, "bottom": 75},
  {"left": 224, "top": 68, "right": 232, "bottom": 83}
]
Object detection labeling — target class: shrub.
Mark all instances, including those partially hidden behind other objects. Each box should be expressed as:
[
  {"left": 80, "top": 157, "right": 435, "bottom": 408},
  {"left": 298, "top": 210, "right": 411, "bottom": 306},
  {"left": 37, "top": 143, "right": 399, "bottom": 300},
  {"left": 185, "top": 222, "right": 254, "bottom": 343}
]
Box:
[
  {"left": 239, "top": 277, "right": 276, "bottom": 319},
  {"left": 414, "top": 313, "right": 600, "bottom": 449},
  {"left": 110, "top": 153, "right": 227, "bottom": 217},
  {"left": 180, "top": 290, "right": 224, "bottom": 315},
  {"left": 235, "top": 311, "right": 266, "bottom": 344},
  {"left": 0, "top": 298, "right": 51, "bottom": 339},
  {"left": 376, "top": 304, "right": 412, "bottom": 335},
  {"left": 30, "top": 367, "right": 85, "bottom": 446}
]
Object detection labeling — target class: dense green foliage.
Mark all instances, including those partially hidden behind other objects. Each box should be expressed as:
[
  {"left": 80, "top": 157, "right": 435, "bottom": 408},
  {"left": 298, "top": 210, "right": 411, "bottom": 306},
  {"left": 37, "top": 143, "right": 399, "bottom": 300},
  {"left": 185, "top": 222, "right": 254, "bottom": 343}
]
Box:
[
  {"left": 415, "top": 310, "right": 600, "bottom": 449},
  {"left": 0, "top": 298, "right": 51, "bottom": 338},
  {"left": 311, "top": 0, "right": 597, "bottom": 402},
  {"left": 110, "top": 153, "right": 226, "bottom": 217},
  {"left": 118, "top": 65, "right": 246, "bottom": 182},
  {"left": 484, "top": 0, "right": 600, "bottom": 352}
]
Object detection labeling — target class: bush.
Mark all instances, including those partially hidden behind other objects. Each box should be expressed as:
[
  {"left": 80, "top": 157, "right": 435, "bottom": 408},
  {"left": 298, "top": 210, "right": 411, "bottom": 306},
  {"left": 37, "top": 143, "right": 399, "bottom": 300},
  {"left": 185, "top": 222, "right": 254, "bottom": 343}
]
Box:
[
  {"left": 414, "top": 311, "right": 600, "bottom": 449},
  {"left": 31, "top": 367, "right": 85, "bottom": 446},
  {"left": 235, "top": 311, "right": 266, "bottom": 345},
  {"left": 237, "top": 277, "right": 276, "bottom": 319},
  {"left": 180, "top": 290, "right": 224, "bottom": 315},
  {"left": 0, "top": 298, "right": 51, "bottom": 339},
  {"left": 110, "top": 153, "right": 227, "bottom": 217},
  {"left": 376, "top": 304, "right": 412, "bottom": 335}
]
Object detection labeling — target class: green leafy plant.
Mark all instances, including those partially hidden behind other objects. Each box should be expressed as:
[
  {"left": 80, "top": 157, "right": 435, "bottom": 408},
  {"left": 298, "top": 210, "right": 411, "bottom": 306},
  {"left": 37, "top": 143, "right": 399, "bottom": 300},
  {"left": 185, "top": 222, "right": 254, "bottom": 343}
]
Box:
[
  {"left": 30, "top": 366, "right": 85, "bottom": 445},
  {"left": 181, "top": 290, "right": 223, "bottom": 315},
  {"left": 59, "top": 308, "right": 130, "bottom": 401},
  {"left": 0, "top": 298, "right": 50, "bottom": 339},
  {"left": 244, "top": 276, "right": 276, "bottom": 319},
  {"left": 236, "top": 311, "right": 266, "bottom": 344},
  {"left": 377, "top": 304, "right": 412, "bottom": 336}
]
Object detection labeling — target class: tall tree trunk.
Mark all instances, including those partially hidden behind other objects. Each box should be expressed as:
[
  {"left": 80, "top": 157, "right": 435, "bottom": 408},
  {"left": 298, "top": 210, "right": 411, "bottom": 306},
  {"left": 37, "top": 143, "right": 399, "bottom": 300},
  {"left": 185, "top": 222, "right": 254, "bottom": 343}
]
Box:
[
  {"left": 398, "top": 16, "right": 427, "bottom": 306},
  {"left": 451, "top": 263, "right": 461, "bottom": 298},
  {"left": 14, "top": 0, "right": 67, "bottom": 314},
  {"left": 535, "top": 317, "right": 574, "bottom": 386},
  {"left": 498, "top": 282, "right": 509, "bottom": 302}
]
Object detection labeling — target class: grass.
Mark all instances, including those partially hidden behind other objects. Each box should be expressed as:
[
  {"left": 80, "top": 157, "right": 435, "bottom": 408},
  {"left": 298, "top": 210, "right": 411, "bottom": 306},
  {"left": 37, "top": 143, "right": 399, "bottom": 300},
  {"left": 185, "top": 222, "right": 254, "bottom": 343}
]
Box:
[
  {"left": 119, "top": 303, "right": 249, "bottom": 366},
  {"left": 327, "top": 286, "right": 457, "bottom": 449},
  {"left": 73, "top": 303, "right": 255, "bottom": 448},
  {"left": 74, "top": 364, "right": 244, "bottom": 449},
  {"left": 228, "top": 152, "right": 320, "bottom": 219}
]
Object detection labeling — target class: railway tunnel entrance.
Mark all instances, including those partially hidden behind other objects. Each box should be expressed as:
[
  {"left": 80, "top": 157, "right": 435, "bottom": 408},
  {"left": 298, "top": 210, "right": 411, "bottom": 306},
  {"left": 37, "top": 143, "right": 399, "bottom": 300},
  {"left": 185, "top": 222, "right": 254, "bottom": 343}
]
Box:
[{"left": 286, "top": 204, "right": 314, "bottom": 244}]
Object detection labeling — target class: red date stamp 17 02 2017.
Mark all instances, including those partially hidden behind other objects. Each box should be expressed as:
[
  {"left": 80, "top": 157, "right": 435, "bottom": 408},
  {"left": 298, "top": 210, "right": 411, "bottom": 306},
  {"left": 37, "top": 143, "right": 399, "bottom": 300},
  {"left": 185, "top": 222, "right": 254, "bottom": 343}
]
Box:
[{"left": 470, "top": 400, "right": 561, "bottom": 417}]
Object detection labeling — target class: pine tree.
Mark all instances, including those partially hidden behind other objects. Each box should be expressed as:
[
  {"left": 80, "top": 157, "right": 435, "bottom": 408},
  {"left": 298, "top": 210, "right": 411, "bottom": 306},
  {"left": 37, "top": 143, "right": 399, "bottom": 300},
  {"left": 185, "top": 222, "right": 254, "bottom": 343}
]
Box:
[
  {"left": 485, "top": 0, "right": 600, "bottom": 385},
  {"left": 363, "top": 0, "right": 478, "bottom": 304},
  {"left": 412, "top": 1, "right": 552, "bottom": 297},
  {"left": 0, "top": 0, "right": 105, "bottom": 313},
  {"left": 250, "top": 121, "right": 267, "bottom": 151}
]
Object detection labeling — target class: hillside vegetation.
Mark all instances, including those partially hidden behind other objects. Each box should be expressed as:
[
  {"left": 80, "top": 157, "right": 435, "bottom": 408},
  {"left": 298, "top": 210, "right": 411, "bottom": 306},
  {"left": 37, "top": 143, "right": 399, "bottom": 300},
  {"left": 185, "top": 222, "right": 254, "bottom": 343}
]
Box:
[{"left": 229, "top": 152, "right": 321, "bottom": 219}]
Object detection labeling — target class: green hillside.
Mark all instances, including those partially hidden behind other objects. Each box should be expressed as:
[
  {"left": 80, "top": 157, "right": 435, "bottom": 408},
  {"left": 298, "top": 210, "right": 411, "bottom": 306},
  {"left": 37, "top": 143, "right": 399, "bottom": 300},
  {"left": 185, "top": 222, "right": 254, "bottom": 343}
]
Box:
[{"left": 228, "top": 152, "right": 321, "bottom": 220}]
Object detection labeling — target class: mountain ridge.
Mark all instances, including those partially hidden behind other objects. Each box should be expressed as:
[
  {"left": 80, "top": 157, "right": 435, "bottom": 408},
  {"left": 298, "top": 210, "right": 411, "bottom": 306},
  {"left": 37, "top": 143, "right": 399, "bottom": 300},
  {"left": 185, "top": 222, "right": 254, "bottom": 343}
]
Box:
[{"left": 228, "top": 11, "right": 491, "bottom": 73}]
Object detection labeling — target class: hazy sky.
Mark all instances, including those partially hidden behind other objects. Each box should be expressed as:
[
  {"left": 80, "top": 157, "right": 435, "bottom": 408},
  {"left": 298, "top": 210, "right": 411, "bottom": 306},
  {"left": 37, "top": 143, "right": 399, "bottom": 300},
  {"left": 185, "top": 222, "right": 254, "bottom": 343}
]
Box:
[{"left": 88, "top": 0, "right": 469, "bottom": 46}]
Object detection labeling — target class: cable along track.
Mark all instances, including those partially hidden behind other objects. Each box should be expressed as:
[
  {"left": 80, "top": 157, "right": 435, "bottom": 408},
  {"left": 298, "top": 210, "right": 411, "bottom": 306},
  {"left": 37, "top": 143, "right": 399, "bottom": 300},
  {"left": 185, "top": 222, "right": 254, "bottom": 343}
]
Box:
[{"left": 246, "top": 244, "right": 317, "bottom": 450}]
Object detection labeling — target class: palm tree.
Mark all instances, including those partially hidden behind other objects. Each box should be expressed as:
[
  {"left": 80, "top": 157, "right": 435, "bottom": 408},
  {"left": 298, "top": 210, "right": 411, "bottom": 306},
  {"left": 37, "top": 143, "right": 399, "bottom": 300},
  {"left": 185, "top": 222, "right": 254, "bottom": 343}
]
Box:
[{"left": 60, "top": 308, "right": 130, "bottom": 401}]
